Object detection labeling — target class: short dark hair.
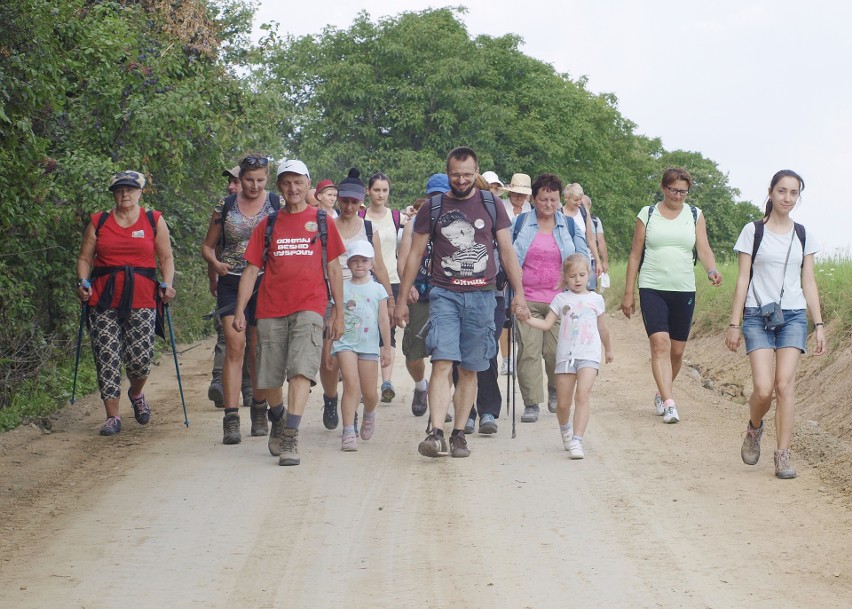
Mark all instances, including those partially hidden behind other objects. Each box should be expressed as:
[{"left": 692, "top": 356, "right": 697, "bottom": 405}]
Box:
[
  {"left": 446, "top": 146, "right": 478, "bottom": 171},
  {"left": 531, "top": 173, "right": 563, "bottom": 199},
  {"left": 661, "top": 167, "right": 693, "bottom": 189}
]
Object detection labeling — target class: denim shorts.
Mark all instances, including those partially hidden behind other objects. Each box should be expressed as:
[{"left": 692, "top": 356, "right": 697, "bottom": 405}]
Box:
[
  {"left": 742, "top": 307, "right": 807, "bottom": 354},
  {"left": 426, "top": 287, "right": 496, "bottom": 372},
  {"left": 555, "top": 358, "right": 599, "bottom": 375}
]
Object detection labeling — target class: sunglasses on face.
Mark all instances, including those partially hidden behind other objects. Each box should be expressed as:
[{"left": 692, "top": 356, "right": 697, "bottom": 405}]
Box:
[{"left": 240, "top": 156, "right": 269, "bottom": 169}]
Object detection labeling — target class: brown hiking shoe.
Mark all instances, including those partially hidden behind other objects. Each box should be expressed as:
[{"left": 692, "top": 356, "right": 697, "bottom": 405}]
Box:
[
  {"left": 268, "top": 415, "right": 285, "bottom": 456},
  {"left": 279, "top": 428, "right": 300, "bottom": 466},
  {"left": 250, "top": 402, "right": 269, "bottom": 437},
  {"left": 222, "top": 413, "right": 241, "bottom": 445},
  {"left": 741, "top": 420, "right": 764, "bottom": 465},
  {"left": 450, "top": 431, "right": 470, "bottom": 458}
]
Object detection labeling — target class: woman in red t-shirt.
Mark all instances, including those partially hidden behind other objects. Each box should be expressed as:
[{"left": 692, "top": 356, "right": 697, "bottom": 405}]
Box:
[{"left": 76, "top": 171, "right": 176, "bottom": 436}]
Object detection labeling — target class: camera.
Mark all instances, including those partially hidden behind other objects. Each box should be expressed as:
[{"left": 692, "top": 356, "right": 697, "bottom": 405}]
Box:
[{"left": 760, "top": 302, "right": 784, "bottom": 331}]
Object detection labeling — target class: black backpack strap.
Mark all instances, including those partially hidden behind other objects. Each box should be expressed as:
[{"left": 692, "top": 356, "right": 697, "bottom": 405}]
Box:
[
  {"left": 269, "top": 193, "right": 281, "bottom": 211},
  {"left": 262, "top": 210, "right": 279, "bottom": 267},
  {"left": 146, "top": 209, "right": 157, "bottom": 237},
  {"left": 427, "top": 194, "right": 444, "bottom": 275},
  {"left": 578, "top": 204, "right": 587, "bottom": 223},
  {"left": 794, "top": 222, "right": 806, "bottom": 267},
  {"left": 512, "top": 211, "right": 529, "bottom": 243},
  {"left": 218, "top": 194, "right": 238, "bottom": 249},
  {"left": 365, "top": 220, "right": 374, "bottom": 245},
  {"left": 690, "top": 205, "right": 698, "bottom": 265},
  {"left": 749, "top": 220, "right": 764, "bottom": 283},
  {"left": 479, "top": 190, "right": 498, "bottom": 240},
  {"left": 317, "top": 209, "right": 331, "bottom": 299},
  {"left": 639, "top": 204, "right": 656, "bottom": 271},
  {"left": 95, "top": 211, "right": 110, "bottom": 236}
]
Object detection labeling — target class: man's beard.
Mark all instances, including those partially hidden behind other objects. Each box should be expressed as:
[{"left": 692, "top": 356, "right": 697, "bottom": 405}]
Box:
[{"left": 450, "top": 183, "right": 475, "bottom": 198}]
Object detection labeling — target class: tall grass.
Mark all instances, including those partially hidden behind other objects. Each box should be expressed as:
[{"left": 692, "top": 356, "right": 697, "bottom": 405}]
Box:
[{"left": 604, "top": 257, "right": 852, "bottom": 345}]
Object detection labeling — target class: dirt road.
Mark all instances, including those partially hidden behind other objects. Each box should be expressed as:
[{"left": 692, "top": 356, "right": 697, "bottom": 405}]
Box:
[{"left": 1, "top": 315, "right": 849, "bottom": 608}]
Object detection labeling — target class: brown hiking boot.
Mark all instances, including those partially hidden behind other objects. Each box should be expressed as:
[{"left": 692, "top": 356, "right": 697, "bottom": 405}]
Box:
[
  {"left": 250, "top": 401, "right": 269, "bottom": 437},
  {"left": 279, "top": 428, "right": 300, "bottom": 466},
  {"left": 268, "top": 415, "right": 285, "bottom": 456},
  {"left": 222, "top": 413, "right": 241, "bottom": 445}
]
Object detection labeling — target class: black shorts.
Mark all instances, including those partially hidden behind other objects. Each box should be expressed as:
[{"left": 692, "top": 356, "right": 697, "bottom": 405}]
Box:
[
  {"left": 639, "top": 288, "right": 695, "bottom": 342},
  {"left": 216, "top": 273, "right": 261, "bottom": 326}
]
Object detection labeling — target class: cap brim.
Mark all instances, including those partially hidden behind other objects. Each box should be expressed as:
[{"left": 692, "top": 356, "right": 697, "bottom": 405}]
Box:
[{"left": 108, "top": 180, "right": 143, "bottom": 192}]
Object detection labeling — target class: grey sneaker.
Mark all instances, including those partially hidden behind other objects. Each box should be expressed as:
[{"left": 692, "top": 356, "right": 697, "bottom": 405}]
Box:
[
  {"left": 547, "top": 387, "right": 558, "bottom": 413},
  {"left": 464, "top": 417, "right": 475, "bottom": 435},
  {"left": 323, "top": 394, "right": 339, "bottom": 430},
  {"left": 128, "top": 389, "right": 150, "bottom": 425},
  {"left": 479, "top": 413, "right": 498, "bottom": 435},
  {"left": 741, "top": 420, "right": 764, "bottom": 465},
  {"left": 99, "top": 416, "right": 121, "bottom": 436},
  {"left": 222, "top": 413, "right": 241, "bottom": 445},
  {"left": 654, "top": 393, "right": 665, "bottom": 416},
  {"left": 521, "top": 404, "right": 540, "bottom": 423},
  {"left": 279, "top": 428, "right": 300, "bottom": 466},
  {"left": 411, "top": 382, "right": 428, "bottom": 417},
  {"left": 774, "top": 448, "right": 797, "bottom": 479},
  {"left": 250, "top": 401, "right": 269, "bottom": 437},
  {"left": 268, "top": 413, "right": 285, "bottom": 456},
  {"left": 208, "top": 375, "right": 225, "bottom": 408},
  {"left": 450, "top": 432, "right": 470, "bottom": 458},
  {"left": 418, "top": 431, "right": 448, "bottom": 458}
]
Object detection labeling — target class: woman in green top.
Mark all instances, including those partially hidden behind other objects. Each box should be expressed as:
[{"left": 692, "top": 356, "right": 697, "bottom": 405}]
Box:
[{"left": 621, "top": 167, "right": 722, "bottom": 424}]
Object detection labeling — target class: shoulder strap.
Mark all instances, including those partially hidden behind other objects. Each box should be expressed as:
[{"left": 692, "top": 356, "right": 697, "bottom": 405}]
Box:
[
  {"left": 146, "top": 209, "right": 157, "bottom": 237},
  {"left": 357, "top": 208, "right": 366, "bottom": 219},
  {"left": 365, "top": 219, "right": 373, "bottom": 244},
  {"left": 578, "top": 204, "right": 587, "bottom": 222},
  {"left": 639, "top": 205, "right": 656, "bottom": 271},
  {"left": 269, "top": 193, "right": 281, "bottom": 211},
  {"left": 262, "top": 210, "right": 279, "bottom": 266},
  {"left": 690, "top": 205, "right": 698, "bottom": 265},
  {"left": 95, "top": 211, "right": 110, "bottom": 236},
  {"left": 219, "top": 194, "right": 238, "bottom": 249},
  {"left": 480, "top": 190, "right": 498, "bottom": 240},
  {"left": 512, "top": 212, "right": 529, "bottom": 243},
  {"left": 391, "top": 209, "right": 401, "bottom": 232},
  {"left": 794, "top": 223, "right": 806, "bottom": 268},
  {"left": 317, "top": 209, "right": 331, "bottom": 299},
  {"left": 749, "top": 220, "right": 764, "bottom": 283}
]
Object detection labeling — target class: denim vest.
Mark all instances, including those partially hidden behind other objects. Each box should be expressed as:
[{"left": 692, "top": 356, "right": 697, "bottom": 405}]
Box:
[{"left": 512, "top": 211, "right": 590, "bottom": 267}]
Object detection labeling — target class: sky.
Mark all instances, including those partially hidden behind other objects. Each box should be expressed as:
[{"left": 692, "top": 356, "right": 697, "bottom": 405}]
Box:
[{"left": 252, "top": 0, "right": 851, "bottom": 255}]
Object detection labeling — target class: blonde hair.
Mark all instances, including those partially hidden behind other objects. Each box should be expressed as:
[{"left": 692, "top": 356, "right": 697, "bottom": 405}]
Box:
[
  {"left": 563, "top": 183, "right": 584, "bottom": 199},
  {"left": 555, "top": 253, "right": 591, "bottom": 290}
]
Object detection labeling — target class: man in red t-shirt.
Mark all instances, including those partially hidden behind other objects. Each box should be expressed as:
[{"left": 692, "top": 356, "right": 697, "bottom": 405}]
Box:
[
  {"left": 234, "top": 159, "right": 345, "bottom": 466},
  {"left": 396, "top": 147, "right": 530, "bottom": 459}
]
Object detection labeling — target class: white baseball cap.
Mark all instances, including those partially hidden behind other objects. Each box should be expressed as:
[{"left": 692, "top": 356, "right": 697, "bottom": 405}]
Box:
[
  {"left": 481, "top": 171, "right": 503, "bottom": 187},
  {"left": 276, "top": 159, "right": 310, "bottom": 179},
  {"left": 347, "top": 240, "right": 375, "bottom": 260}
]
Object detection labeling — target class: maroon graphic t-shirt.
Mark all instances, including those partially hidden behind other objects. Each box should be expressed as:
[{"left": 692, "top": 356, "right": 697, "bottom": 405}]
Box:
[{"left": 413, "top": 190, "right": 510, "bottom": 292}]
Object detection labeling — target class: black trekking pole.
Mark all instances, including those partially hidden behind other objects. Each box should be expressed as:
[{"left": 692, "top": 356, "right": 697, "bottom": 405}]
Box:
[
  {"left": 510, "top": 314, "right": 517, "bottom": 439},
  {"left": 164, "top": 304, "right": 189, "bottom": 427},
  {"left": 70, "top": 304, "right": 87, "bottom": 405}
]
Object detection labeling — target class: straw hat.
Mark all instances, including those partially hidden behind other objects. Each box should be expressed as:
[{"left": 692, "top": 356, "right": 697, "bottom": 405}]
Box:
[{"left": 503, "top": 173, "right": 532, "bottom": 196}]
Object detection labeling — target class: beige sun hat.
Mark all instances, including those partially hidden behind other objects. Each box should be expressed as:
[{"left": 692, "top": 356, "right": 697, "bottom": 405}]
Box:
[{"left": 503, "top": 173, "right": 532, "bottom": 196}]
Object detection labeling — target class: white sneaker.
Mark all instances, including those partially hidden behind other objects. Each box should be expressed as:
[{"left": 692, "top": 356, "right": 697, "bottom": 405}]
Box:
[
  {"left": 654, "top": 393, "right": 665, "bottom": 416},
  {"left": 560, "top": 426, "right": 574, "bottom": 450},
  {"left": 663, "top": 403, "right": 680, "bottom": 424},
  {"left": 568, "top": 438, "right": 585, "bottom": 459}
]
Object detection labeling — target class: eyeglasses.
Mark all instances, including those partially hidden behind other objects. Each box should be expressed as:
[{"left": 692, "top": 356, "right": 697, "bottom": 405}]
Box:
[
  {"left": 448, "top": 173, "right": 476, "bottom": 181},
  {"left": 666, "top": 187, "right": 690, "bottom": 196},
  {"left": 240, "top": 156, "right": 269, "bottom": 169}
]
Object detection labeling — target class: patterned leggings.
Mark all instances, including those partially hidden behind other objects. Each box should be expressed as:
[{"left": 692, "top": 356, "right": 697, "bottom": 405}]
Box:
[{"left": 89, "top": 308, "right": 155, "bottom": 400}]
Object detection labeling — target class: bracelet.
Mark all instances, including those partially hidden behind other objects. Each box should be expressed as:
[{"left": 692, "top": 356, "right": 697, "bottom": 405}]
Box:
[
  {"left": 78, "top": 279, "right": 91, "bottom": 289},
  {"left": 159, "top": 282, "right": 170, "bottom": 289},
  {"left": 729, "top": 324, "right": 740, "bottom": 329},
  {"left": 815, "top": 322, "right": 824, "bottom": 327},
  {"left": 707, "top": 269, "right": 718, "bottom": 277}
]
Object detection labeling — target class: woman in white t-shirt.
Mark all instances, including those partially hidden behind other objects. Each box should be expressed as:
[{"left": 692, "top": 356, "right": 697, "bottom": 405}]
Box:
[{"left": 726, "top": 169, "right": 826, "bottom": 480}]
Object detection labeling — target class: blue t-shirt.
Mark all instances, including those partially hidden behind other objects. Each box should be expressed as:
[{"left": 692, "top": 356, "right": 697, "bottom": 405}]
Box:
[{"left": 331, "top": 280, "right": 388, "bottom": 355}]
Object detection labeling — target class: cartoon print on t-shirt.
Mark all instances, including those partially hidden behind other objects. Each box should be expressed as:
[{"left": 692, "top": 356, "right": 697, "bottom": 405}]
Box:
[{"left": 438, "top": 209, "right": 488, "bottom": 278}]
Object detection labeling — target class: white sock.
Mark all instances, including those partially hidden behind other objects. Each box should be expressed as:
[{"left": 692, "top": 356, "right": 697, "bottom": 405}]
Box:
[{"left": 415, "top": 379, "right": 427, "bottom": 391}]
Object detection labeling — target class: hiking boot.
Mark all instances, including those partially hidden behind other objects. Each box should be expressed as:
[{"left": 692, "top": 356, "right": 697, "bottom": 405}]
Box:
[
  {"left": 279, "top": 428, "right": 300, "bottom": 466},
  {"left": 268, "top": 412, "right": 285, "bottom": 456},
  {"left": 560, "top": 425, "right": 575, "bottom": 450},
  {"left": 222, "top": 413, "right": 241, "bottom": 445},
  {"left": 568, "top": 438, "right": 585, "bottom": 460},
  {"left": 250, "top": 402, "right": 269, "bottom": 436},
  {"left": 418, "top": 430, "right": 448, "bottom": 458},
  {"left": 322, "top": 394, "right": 339, "bottom": 430},
  {"left": 741, "top": 420, "right": 764, "bottom": 465},
  {"left": 99, "top": 416, "right": 121, "bottom": 436},
  {"left": 663, "top": 402, "right": 680, "bottom": 424},
  {"left": 128, "top": 389, "right": 151, "bottom": 425},
  {"left": 381, "top": 381, "right": 396, "bottom": 403},
  {"left": 547, "top": 387, "right": 558, "bottom": 413},
  {"left": 654, "top": 393, "right": 665, "bottom": 416},
  {"left": 450, "top": 432, "right": 470, "bottom": 458},
  {"left": 464, "top": 417, "right": 475, "bottom": 435},
  {"left": 479, "top": 413, "right": 498, "bottom": 435},
  {"left": 341, "top": 430, "right": 358, "bottom": 452},
  {"left": 208, "top": 375, "right": 225, "bottom": 408},
  {"left": 774, "top": 448, "right": 797, "bottom": 479},
  {"left": 521, "top": 404, "right": 539, "bottom": 423},
  {"left": 360, "top": 412, "right": 376, "bottom": 441},
  {"left": 411, "top": 382, "right": 428, "bottom": 417}
]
